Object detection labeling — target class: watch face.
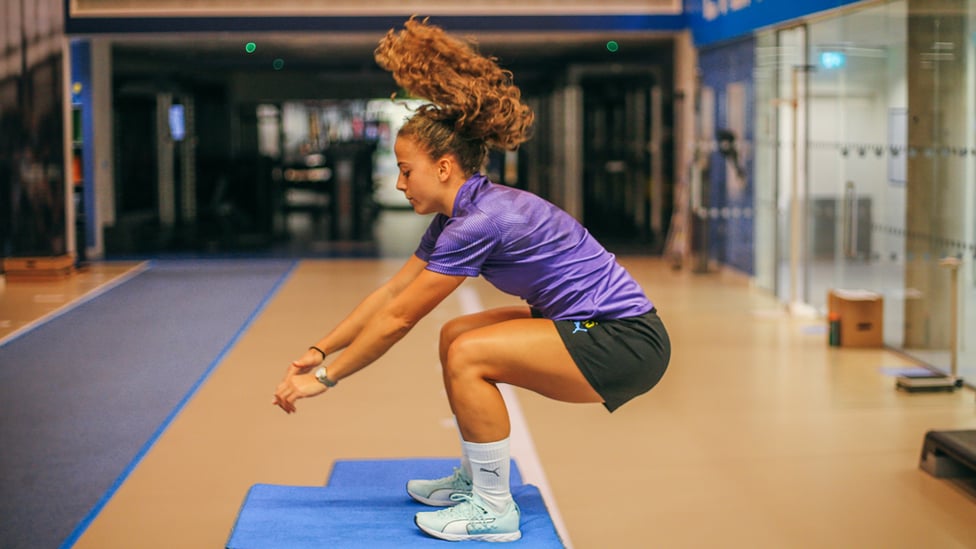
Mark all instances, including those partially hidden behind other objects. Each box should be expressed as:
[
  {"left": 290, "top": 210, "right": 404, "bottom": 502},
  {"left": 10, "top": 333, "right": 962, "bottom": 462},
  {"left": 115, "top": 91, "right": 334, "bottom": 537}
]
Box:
[{"left": 315, "top": 366, "right": 335, "bottom": 387}]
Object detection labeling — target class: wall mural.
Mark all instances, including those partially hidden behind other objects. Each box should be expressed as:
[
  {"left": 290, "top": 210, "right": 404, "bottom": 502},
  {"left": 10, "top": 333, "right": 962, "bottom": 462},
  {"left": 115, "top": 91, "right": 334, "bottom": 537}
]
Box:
[{"left": 0, "top": 0, "right": 66, "bottom": 259}]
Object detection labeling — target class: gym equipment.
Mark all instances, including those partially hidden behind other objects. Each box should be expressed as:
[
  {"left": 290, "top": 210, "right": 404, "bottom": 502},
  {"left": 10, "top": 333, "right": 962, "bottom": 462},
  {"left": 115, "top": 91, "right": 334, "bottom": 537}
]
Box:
[
  {"left": 919, "top": 430, "right": 976, "bottom": 489},
  {"left": 896, "top": 257, "right": 965, "bottom": 392},
  {"left": 226, "top": 458, "right": 564, "bottom": 548}
]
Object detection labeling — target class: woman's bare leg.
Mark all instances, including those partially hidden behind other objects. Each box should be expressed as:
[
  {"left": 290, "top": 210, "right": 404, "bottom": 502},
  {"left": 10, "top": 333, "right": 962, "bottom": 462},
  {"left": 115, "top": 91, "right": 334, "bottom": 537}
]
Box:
[{"left": 439, "top": 309, "right": 603, "bottom": 443}]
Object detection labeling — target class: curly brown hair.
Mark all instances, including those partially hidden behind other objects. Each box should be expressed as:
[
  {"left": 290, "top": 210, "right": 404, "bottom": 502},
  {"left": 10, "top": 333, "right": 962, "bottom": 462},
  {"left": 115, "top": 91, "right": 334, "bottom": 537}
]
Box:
[{"left": 375, "top": 17, "right": 534, "bottom": 175}]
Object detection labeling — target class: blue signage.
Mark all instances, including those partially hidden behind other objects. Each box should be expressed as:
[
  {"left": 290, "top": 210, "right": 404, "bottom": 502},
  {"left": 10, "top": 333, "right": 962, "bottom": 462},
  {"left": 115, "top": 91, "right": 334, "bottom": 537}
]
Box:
[
  {"left": 685, "top": 0, "right": 863, "bottom": 46},
  {"left": 168, "top": 104, "right": 186, "bottom": 141},
  {"left": 819, "top": 50, "right": 847, "bottom": 69}
]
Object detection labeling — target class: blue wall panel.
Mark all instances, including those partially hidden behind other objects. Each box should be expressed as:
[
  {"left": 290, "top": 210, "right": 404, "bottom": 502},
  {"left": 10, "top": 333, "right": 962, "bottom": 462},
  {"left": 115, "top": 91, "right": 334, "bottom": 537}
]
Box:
[
  {"left": 685, "top": 0, "right": 861, "bottom": 46},
  {"left": 64, "top": 13, "right": 685, "bottom": 35},
  {"left": 699, "top": 37, "right": 755, "bottom": 275}
]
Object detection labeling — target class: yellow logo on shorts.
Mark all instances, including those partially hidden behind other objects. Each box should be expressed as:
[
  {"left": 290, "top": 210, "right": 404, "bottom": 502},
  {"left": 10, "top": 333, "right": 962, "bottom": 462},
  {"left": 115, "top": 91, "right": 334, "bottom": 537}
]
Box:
[{"left": 572, "top": 320, "right": 599, "bottom": 334}]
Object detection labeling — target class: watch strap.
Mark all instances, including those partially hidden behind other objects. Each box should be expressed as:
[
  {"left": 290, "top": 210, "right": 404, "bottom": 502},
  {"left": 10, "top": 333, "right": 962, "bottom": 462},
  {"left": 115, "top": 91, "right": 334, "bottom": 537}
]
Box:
[{"left": 315, "top": 366, "right": 337, "bottom": 388}]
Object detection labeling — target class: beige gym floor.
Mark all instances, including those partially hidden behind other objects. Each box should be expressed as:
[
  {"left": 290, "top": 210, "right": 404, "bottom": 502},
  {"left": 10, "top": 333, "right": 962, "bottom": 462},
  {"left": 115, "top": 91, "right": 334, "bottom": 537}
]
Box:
[{"left": 3, "top": 257, "right": 976, "bottom": 548}]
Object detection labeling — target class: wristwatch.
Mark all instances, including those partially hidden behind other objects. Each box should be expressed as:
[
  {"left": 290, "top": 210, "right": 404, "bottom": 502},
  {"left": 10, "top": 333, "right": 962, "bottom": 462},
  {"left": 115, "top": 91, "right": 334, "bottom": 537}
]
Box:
[{"left": 314, "top": 366, "right": 337, "bottom": 388}]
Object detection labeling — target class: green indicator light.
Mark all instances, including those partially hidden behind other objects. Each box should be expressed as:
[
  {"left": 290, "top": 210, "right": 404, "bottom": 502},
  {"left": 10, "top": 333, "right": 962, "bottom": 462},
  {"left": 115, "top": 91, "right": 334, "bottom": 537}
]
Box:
[
  {"left": 245, "top": 42, "right": 256, "bottom": 53},
  {"left": 273, "top": 58, "right": 285, "bottom": 70},
  {"left": 607, "top": 40, "right": 619, "bottom": 53}
]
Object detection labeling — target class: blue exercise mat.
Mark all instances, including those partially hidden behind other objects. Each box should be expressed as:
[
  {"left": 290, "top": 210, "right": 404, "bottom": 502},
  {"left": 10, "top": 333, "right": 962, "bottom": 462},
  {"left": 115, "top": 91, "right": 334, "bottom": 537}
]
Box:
[
  {"left": 325, "top": 457, "right": 523, "bottom": 489},
  {"left": 227, "top": 458, "right": 563, "bottom": 548}
]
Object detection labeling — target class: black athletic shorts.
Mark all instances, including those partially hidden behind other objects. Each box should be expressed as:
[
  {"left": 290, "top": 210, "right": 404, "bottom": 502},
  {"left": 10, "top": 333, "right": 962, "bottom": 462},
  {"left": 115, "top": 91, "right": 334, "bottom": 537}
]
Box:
[{"left": 534, "top": 308, "right": 671, "bottom": 412}]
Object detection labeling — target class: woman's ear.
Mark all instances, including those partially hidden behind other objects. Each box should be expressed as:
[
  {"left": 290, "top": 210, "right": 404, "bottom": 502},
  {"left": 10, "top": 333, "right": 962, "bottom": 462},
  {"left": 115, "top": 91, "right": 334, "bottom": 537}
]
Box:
[{"left": 436, "top": 156, "right": 454, "bottom": 182}]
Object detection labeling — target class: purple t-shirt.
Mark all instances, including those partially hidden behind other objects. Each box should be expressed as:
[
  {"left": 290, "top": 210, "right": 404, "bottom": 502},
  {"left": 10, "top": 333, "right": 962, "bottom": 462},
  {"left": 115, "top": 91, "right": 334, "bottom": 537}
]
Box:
[{"left": 415, "top": 174, "right": 653, "bottom": 321}]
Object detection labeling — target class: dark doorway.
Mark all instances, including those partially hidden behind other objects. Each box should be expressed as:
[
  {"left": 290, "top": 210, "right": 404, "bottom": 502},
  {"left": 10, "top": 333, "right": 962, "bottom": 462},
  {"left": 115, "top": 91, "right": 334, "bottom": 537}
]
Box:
[
  {"left": 581, "top": 72, "right": 668, "bottom": 252},
  {"left": 107, "top": 95, "right": 159, "bottom": 253},
  {"left": 114, "top": 96, "right": 158, "bottom": 215}
]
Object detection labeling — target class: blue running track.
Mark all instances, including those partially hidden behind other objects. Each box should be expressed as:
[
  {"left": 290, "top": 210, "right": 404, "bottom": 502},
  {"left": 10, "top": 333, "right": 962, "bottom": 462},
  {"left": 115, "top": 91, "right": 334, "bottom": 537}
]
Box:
[{"left": 0, "top": 259, "right": 296, "bottom": 549}]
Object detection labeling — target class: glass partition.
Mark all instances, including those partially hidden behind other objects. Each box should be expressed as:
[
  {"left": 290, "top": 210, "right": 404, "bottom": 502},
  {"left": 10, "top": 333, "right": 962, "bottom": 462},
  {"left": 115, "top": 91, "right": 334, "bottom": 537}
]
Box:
[
  {"left": 964, "top": 1, "right": 976, "bottom": 384},
  {"left": 807, "top": 2, "right": 908, "bottom": 339},
  {"left": 753, "top": 32, "right": 779, "bottom": 295},
  {"left": 754, "top": 0, "right": 975, "bottom": 382}
]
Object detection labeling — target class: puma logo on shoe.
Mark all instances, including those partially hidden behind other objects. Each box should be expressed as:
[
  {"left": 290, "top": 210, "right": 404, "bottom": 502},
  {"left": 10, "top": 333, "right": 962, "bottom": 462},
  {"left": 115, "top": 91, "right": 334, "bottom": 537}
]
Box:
[{"left": 479, "top": 467, "right": 501, "bottom": 477}]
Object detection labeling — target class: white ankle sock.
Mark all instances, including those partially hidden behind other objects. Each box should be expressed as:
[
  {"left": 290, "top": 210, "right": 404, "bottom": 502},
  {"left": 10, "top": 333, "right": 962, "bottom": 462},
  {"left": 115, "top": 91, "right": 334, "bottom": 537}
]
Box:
[
  {"left": 462, "top": 437, "right": 512, "bottom": 513},
  {"left": 457, "top": 425, "right": 472, "bottom": 479}
]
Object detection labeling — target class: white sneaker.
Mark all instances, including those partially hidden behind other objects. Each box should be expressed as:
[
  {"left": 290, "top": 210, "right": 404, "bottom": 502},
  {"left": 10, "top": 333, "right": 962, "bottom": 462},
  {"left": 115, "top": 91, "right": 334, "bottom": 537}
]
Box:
[
  {"left": 406, "top": 467, "right": 473, "bottom": 506},
  {"left": 414, "top": 492, "right": 521, "bottom": 542}
]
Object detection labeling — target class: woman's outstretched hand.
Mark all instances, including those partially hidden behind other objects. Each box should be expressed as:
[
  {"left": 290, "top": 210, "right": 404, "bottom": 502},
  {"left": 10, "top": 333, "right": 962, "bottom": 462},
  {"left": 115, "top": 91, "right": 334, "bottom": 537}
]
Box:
[{"left": 272, "top": 350, "right": 328, "bottom": 414}]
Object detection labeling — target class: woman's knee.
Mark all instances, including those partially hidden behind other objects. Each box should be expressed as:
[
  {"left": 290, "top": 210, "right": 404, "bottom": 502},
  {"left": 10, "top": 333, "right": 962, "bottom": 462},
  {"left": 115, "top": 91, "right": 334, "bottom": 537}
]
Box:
[
  {"left": 439, "top": 316, "right": 466, "bottom": 346},
  {"left": 439, "top": 317, "right": 469, "bottom": 364},
  {"left": 439, "top": 308, "right": 529, "bottom": 363},
  {"left": 442, "top": 332, "right": 489, "bottom": 382}
]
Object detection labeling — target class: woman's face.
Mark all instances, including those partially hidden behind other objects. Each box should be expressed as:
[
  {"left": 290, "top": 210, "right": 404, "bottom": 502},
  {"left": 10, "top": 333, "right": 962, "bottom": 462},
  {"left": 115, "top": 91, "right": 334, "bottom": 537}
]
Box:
[{"left": 393, "top": 136, "right": 451, "bottom": 216}]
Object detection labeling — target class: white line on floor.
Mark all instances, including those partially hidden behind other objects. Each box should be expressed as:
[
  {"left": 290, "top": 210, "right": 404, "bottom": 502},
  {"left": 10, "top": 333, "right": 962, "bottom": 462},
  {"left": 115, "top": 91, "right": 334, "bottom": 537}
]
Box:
[{"left": 456, "top": 286, "right": 572, "bottom": 548}]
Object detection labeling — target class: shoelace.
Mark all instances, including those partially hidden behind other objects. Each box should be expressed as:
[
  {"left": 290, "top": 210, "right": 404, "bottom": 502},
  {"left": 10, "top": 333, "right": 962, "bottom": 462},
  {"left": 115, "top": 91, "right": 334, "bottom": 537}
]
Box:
[
  {"left": 445, "top": 467, "right": 472, "bottom": 488},
  {"left": 437, "top": 493, "right": 488, "bottom": 519}
]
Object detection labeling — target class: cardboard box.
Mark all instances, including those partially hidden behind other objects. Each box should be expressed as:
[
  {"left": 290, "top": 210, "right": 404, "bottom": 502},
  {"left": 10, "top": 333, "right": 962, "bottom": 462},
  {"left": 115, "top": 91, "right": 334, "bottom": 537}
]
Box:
[
  {"left": 3, "top": 255, "right": 75, "bottom": 282},
  {"left": 828, "top": 289, "right": 883, "bottom": 348}
]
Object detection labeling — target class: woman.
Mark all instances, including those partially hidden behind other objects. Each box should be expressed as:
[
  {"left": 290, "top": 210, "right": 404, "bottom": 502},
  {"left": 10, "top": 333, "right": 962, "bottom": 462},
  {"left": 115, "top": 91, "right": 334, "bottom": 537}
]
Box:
[{"left": 272, "top": 18, "right": 670, "bottom": 543}]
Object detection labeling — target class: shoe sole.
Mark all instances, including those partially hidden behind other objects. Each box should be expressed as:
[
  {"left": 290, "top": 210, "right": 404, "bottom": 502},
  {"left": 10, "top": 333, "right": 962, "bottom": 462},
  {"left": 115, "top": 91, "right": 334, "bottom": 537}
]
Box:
[{"left": 414, "top": 517, "right": 522, "bottom": 542}]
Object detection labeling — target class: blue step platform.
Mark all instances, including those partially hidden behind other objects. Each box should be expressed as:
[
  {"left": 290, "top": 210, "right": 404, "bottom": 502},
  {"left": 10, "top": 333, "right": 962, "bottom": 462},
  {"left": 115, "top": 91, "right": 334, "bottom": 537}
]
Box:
[{"left": 226, "top": 458, "right": 565, "bottom": 548}]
